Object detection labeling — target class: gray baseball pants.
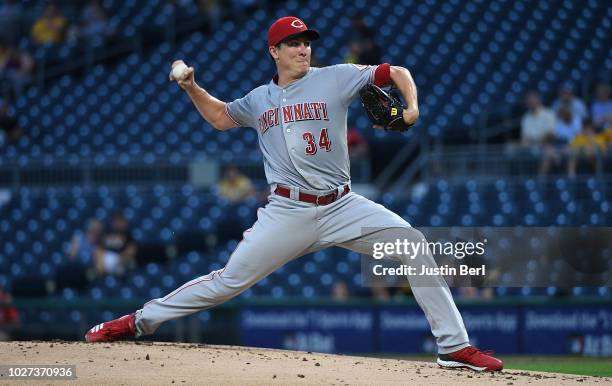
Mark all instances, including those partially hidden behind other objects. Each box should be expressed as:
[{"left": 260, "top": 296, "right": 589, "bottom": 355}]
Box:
[{"left": 135, "top": 192, "right": 469, "bottom": 353}]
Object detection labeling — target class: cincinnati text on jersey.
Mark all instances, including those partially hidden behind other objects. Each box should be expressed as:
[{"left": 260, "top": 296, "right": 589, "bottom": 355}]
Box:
[{"left": 258, "top": 102, "right": 329, "bottom": 133}]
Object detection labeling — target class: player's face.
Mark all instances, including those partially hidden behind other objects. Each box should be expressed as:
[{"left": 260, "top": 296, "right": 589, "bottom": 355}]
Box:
[{"left": 273, "top": 37, "right": 311, "bottom": 76}]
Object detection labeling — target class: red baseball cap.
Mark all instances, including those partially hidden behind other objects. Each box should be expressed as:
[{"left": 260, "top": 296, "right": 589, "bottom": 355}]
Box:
[{"left": 268, "top": 16, "right": 320, "bottom": 47}]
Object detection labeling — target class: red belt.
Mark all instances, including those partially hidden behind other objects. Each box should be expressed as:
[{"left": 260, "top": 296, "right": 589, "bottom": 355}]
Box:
[{"left": 274, "top": 185, "right": 350, "bottom": 206}]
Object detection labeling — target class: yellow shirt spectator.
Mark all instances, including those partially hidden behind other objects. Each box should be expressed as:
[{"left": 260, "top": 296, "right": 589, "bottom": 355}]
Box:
[
  {"left": 602, "top": 128, "right": 612, "bottom": 144},
  {"left": 570, "top": 132, "right": 607, "bottom": 152},
  {"left": 218, "top": 166, "right": 254, "bottom": 203},
  {"left": 31, "top": 5, "right": 66, "bottom": 45}
]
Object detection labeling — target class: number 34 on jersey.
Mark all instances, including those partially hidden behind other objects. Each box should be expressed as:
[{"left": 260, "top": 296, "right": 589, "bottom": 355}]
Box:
[{"left": 302, "top": 128, "right": 331, "bottom": 155}]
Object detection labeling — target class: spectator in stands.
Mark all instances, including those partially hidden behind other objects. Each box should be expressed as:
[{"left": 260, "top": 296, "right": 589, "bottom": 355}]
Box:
[
  {"left": 603, "top": 125, "right": 612, "bottom": 149},
  {"left": 539, "top": 107, "right": 582, "bottom": 176},
  {"left": 520, "top": 90, "right": 555, "bottom": 148},
  {"left": 370, "top": 275, "right": 391, "bottom": 301},
  {"left": 344, "top": 40, "right": 361, "bottom": 64},
  {"left": 93, "top": 210, "right": 137, "bottom": 276},
  {"left": 0, "top": 39, "right": 13, "bottom": 95},
  {"left": 57, "top": 219, "right": 102, "bottom": 291},
  {"left": 331, "top": 280, "right": 350, "bottom": 301},
  {"left": 350, "top": 13, "right": 375, "bottom": 40},
  {"left": 366, "top": 271, "right": 412, "bottom": 300},
  {"left": 591, "top": 82, "right": 612, "bottom": 131},
  {"left": 30, "top": 2, "right": 67, "bottom": 45},
  {"left": 359, "top": 38, "right": 382, "bottom": 66},
  {"left": 371, "top": 287, "right": 391, "bottom": 300},
  {"left": 197, "top": 0, "right": 221, "bottom": 31},
  {"left": 344, "top": 37, "right": 381, "bottom": 66},
  {"left": 552, "top": 82, "right": 588, "bottom": 122},
  {"left": 567, "top": 119, "right": 607, "bottom": 178},
  {"left": 0, "top": 42, "right": 34, "bottom": 97},
  {"left": 0, "top": 100, "right": 22, "bottom": 144},
  {"left": 68, "top": 218, "right": 104, "bottom": 264},
  {"left": 457, "top": 287, "right": 494, "bottom": 300},
  {"left": 218, "top": 165, "right": 255, "bottom": 203},
  {"left": 228, "top": 0, "right": 258, "bottom": 22},
  {"left": 344, "top": 14, "right": 382, "bottom": 66},
  {"left": 348, "top": 127, "right": 369, "bottom": 158},
  {"left": 0, "top": 288, "right": 19, "bottom": 341},
  {"left": 0, "top": 0, "right": 22, "bottom": 46},
  {"left": 77, "top": 0, "right": 112, "bottom": 40},
  {"left": 351, "top": 14, "right": 381, "bottom": 65},
  {"left": 554, "top": 107, "right": 582, "bottom": 143},
  {"left": 348, "top": 127, "right": 371, "bottom": 182}
]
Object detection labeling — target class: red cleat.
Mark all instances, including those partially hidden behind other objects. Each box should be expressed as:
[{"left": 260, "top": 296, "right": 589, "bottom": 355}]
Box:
[
  {"left": 437, "top": 346, "right": 503, "bottom": 372},
  {"left": 85, "top": 313, "right": 136, "bottom": 343}
]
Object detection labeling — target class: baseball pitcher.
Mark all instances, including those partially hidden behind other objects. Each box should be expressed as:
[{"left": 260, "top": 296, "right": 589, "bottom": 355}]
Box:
[{"left": 85, "top": 16, "right": 503, "bottom": 372}]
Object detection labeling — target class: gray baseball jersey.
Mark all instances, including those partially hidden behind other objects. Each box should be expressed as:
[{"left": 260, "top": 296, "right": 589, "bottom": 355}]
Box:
[
  {"left": 225, "top": 64, "right": 377, "bottom": 190},
  {"left": 133, "top": 63, "right": 470, "bottom": 354}
]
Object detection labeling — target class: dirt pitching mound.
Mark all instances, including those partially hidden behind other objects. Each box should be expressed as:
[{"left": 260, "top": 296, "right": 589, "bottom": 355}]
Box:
[{"left": 0, "top": 341, "right": 607, "bottom": 385}]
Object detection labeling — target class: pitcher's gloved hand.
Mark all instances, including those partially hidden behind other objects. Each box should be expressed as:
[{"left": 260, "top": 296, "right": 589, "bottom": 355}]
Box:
[{"left": 359, "top": 84, "right": 413, "bottom": 132}]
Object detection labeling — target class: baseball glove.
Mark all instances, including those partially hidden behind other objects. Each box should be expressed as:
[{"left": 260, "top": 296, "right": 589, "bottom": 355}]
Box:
[{"left": 359, "top": 84, "right": 412, "bottom": 132}]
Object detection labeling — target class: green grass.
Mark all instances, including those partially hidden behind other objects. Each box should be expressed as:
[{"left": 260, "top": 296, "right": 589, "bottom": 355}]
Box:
[
  {"left": 373, "top": 355, "right": 612, "bottom": 377},
  {"left": 503, "top": 356, "right": 612, "bottom": 377}
]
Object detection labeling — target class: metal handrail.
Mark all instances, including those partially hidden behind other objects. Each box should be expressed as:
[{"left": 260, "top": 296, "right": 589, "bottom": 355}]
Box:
[
  {"left": 0, "top": 154, "right": 267, "bottom": 188},
  {"left": 28, "top": 8, "right": 215, "bottom": 88},
  {"left": 388, "top": 142, "right": 611, "bottom": 192},
  {"left": 373, "top": 134, "right": 422, "bottom": 189},
  {"left": 389, "top": 151, "right": 430, "bottom": 195}
]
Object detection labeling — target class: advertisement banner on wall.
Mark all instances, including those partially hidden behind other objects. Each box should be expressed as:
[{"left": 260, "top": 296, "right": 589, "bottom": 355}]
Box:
[
  {"left": 522, "top": 306, "right": 612, "bottom": 356},
  {"left": 378, "top": 306, "right": 520, "bottom": 354},
  {"left": 240, "top": 307, "right": 374, "bottom": 353},
  {"left": 239, "top": 303, "right": 612, "bottom": 355}
]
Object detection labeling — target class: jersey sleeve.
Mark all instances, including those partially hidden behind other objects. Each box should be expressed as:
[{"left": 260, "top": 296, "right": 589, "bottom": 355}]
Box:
[
  {"left": 225, "top": 91, "right": 257, "bottom": 129},
  {"left": 333, "top": 63, "right": 391, "bottom": 106}
]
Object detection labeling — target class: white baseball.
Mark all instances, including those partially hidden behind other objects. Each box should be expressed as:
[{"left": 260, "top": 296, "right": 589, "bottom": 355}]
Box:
[{"left": 172, "top": 62, "right": 188, "bottom": 81}]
